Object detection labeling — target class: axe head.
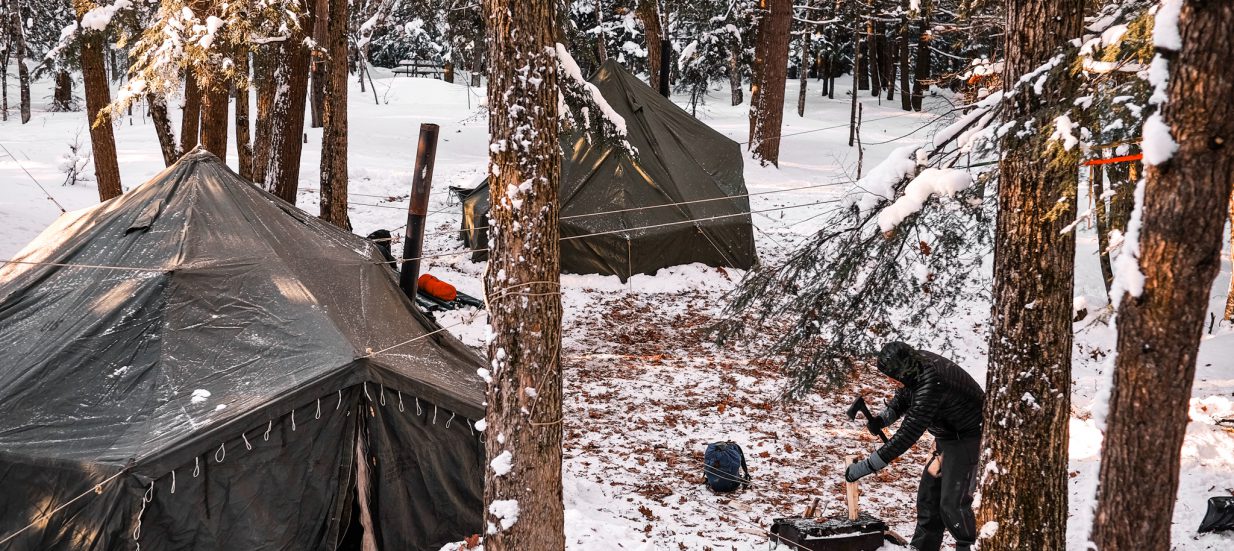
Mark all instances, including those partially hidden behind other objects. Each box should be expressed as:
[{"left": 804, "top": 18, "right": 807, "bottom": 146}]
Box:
[{"left": 846, "top": 396, "right": 870, "bottom": 421}]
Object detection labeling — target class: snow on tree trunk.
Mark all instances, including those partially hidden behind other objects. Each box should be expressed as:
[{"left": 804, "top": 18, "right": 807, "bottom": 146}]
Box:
[
  {"left": 797, "top": 15, "right": 809, "bottom": 118},
  {"left": 728, "top": 42, "right": 742, "bottom": 106},
  {"left": 234, "top": 44, "right": 254, "bottom": 180},
  {"left": 148, "top": 93, "right": 180, "bottom": 166},
  {"left": 976, "top": 1, "right": 1084, "bottom": 550},
  {"left": 75, "top": 0, "right": 122, "bottom": 201},
  {"left": 252, "top": 47, "right": 276, "bottom": 185},
  {"left": 11, "top": 0, "right": 30, "bottom": 124},
  {"left": 481, "top": 0, "right": 564, "bottom": 548},
  {"left": 318, "top": 0, "right": 349, "bottom": 230},
  {"left": 181, "top": 70, "right": 202, "bottom": 153},
  {"left": 1090, "top": 2, "right": 1234, "bottom": 549},
  {"left": 266, "top": 2, "right": 314, "bottom": 203},
  {"left": 749, "top": 0, "right": 791, "bottom": 167},
  {"left": 1091, "top": 158, "right": 1115, "bottom": 297},
  {"left": 636, "top": 0, "right": 663, "bottom": 94}
]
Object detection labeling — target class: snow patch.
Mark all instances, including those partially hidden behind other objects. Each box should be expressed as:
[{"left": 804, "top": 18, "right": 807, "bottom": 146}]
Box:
[
  {"left": 876, "top": 168, "right": 972, "bottom": 232},
  {"left": 190, "top": 389, "right": 211, "bottom": 404},
  {"left": 490, "top": 450, "right": 513, "bottom": 476},
  {"left": 488, "top": 499, "right": 519, "bottom": 532}
]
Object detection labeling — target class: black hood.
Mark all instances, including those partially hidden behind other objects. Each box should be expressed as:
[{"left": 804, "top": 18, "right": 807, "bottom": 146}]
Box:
[{"left": 877, "top": 341, "right": 921, "bottom": 385}]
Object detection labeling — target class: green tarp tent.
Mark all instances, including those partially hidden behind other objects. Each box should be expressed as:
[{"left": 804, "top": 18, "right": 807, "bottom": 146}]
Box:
[{"left": 459, "top": 60, "right": 758, "bottom": 281}]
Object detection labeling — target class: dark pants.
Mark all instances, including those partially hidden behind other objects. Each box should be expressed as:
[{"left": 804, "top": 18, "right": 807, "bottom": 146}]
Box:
[{"left": 910, "top": 436, "right": 980, "bottom": 551}]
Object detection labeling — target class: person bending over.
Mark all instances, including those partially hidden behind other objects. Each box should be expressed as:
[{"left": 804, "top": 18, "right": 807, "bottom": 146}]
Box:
[{"left": 844, "top": 341, "right": 985, "bottom": 551}]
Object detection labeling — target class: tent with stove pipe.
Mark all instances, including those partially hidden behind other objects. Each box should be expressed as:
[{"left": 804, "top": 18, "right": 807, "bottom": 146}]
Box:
[
  {"left": 0, "top": 150, "right": 485, "bottom": 551},
  {"left": 458, "top": 59, "right": 758, "bottom": 281}
]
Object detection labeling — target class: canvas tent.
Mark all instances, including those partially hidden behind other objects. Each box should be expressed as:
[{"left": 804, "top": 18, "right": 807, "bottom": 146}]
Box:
[
  {"left": 459, "top": 59, "right": 758, "bottom": 281},
  {"left": 0, "top": 150, "right": 485, "bottom": 551}
]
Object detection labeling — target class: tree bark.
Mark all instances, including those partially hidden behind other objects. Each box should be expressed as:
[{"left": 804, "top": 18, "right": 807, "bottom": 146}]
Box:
[
  {"left": 319, "top": 0, "right": 349, "bottom": 229},
  {"left": 1091, "top": 157, "right": 1114, "bottom": 297},
  {"left": 1091, "top": 3, "right": 1234, "bottom": 549},
  {"left": 848, "top": 5, "right": 860, "bottom": 147},
  {"left": 265, "top": 3, "right": 315, "bottom": 203},
  {"left": 181, "top": 70, "right": 202, "bottom": 152},
  {"left": 234, "top": 45, "right": 254, "bottom": 179},
  {"left": 148, "top": 93, "right": 180, "bottom": 166},
  {"left": 749, "top": 0, "right": 791, "bottom": 166},
  {"left": 1, "top": 40, "right": 9, "bottom": 122},
  {"left": 200, "top": 76, "right": 230, "bottom": 159},
  {"left": 797, "top": 21, "right": 809, "bottom": 117},
  {"left": 594, "top": 0, "right": 607, "bottom": 62},
  {"left": 636, "top": 0, "right": 662, "bottom": 93},
  {"left": 657, "top": 34, "right": 671, "bottom": 97},
  {"left": 481, "top": 0, "right": 564, "bottom": 549},
  {"left": 252, "top": 47, "right": 276, "bottom": 184},
  {"left": 10, "top": 0, "right": 30, "bottom": 124},
  {"left": 880, "top": 22, "right": 894, "bottom": 101},
  {"left": 910, "top": 0, "right": 930, "bottom": 111},
  {"left": 53, "top": 70, "right": 73, "bottom": 111},
  {"left": 898, "top": 7, "right": 911, "bottom": 111},
  {"left": 976, "top": 1, "right": 1084, "bottom": 550},
  {"left": 74, "top": 1, "right": 122, "bottom": 201},
  {"left": 309, "top": 0, "right": 328, "bottom": 129},
  {"left": 866, "top": 11, "right": 881, "bottom": 98},
  {"left": 728, "top": 41, "right": 742, "bottom": 106}
]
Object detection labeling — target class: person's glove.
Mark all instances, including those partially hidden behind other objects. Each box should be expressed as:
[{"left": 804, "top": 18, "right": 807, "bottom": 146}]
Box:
[
  {"left": 867, "top": 414, "right": 888, "bottom": 432},
  {"left": 844, "top": 453, "right": 887, "bottom": 483}
]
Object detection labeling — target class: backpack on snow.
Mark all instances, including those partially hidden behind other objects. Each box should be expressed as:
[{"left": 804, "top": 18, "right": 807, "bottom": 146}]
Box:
[{"left": 703, "top": 441, "right": 750, "bottom": 493}]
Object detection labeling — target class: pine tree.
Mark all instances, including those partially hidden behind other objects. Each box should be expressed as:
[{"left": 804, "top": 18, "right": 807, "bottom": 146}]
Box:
[
  {"left": 265, "top": 2, "right": 314, "bottom": 202},
  {"left": 73, "top": 0, "right": 122, "bottom": 201},
  {"left": 976, "top": 1, "right": 1085, "bottom": 549},
  {"left": 749, "top": 0, "right": 791, "bottom": 166},
  {"left": 481, "top": 0, "right": 564, "bottom": 548},
  {"left": 1091, "top": 1, "right": 1234, "bottom": 548},
  {"left": 318, "top": 0, "right": 349, "bottom": 229}
]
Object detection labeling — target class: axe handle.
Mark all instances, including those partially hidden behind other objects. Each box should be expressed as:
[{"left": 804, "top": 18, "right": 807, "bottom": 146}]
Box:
[{"left": 845, "top": 455, "right": 859, "bottom": 521}]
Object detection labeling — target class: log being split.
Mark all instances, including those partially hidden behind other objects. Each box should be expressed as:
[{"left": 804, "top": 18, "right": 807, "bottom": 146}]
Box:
[{"left": 845, "top": 455, "right": 860, "bottom": 521}]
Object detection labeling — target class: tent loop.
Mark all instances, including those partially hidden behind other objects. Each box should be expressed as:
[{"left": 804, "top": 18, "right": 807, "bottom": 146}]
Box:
[
  {"left": 432, "top": 405, "right": 438, "bottom": 425},
  {"left": 193, "top": 457, "right": 200, "bottom": 477},
  {"left": 398, "top": 391, "right": 405, "bottom": 412},
  {"left": 315, "top": 399, "right": 322, "bottom": 420},
  {"left": 133, "top": 480, "right": 154, "bottom": 543},
  {"left": 263, "top": 420, "right": 273, "bottom": 441},
  {"left": 242, "top": 432, "right": 252, "bottom": 451},
  {"left": 291, "top": 409, "right": 297, "bottom": 431},
  {"left": 336, "top": 389, "right": 343, "bottom": 410},
  {"left": 170, "top": 470, "right": 176, "bottom": 494},
  {"left": 467, "top": 418, "right": 475, "bottom": 435},
  {"left": 445, "top": 412, "right": 456, "bottom": 428},
  {"left": 363, "top": 382, "right": 372, "bottom": 401},
  {"left": 415, "top": 397, "right": 423, "bottom": 416},
  {"left": 379, "top": 385, "right": 387, "bottom": 406},
  {"left": 215, "top": 443, "right": 226, "bottom": 463}
]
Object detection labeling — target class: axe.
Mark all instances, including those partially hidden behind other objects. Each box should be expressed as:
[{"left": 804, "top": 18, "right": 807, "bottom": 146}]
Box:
[{"left": 846, "top": 396, "right": 889, "bottom": 443}]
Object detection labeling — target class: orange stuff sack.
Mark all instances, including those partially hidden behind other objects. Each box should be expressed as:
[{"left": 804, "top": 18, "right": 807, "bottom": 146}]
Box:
[{"left": 417, "top": 274, "right": 458, "bottom": 302}]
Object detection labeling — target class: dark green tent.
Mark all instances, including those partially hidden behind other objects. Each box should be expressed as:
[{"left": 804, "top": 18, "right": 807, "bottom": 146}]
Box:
[
  {"left": 460, "top": 60, "right": 758, "bottom": 281},
  {"left": 0, "top": 150, "right": 484, "bottom": 551}
]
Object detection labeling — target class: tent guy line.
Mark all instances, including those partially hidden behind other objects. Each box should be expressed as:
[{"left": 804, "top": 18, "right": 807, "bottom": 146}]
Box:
[
  {"left": 0, "top": 142, "right": 67, "bottom": 213},
  {"left": 0, "top": 468, "right": 131, "bottom": 546}
]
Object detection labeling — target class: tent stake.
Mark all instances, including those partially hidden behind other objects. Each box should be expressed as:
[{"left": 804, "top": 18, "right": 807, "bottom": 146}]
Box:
[{"left": 400, "top": 123, "right": 440, "bottom": 300}]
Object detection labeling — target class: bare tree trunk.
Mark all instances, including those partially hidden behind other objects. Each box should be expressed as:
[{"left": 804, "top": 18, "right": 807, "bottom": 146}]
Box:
[
  {"left": 481, "top": 0, "right": 564, "bottom": 548},
  {"left": 10, "top": 0, "right": 30, "bottom": 124},
  {"left": 1, "top": 40, "right": 9, "bottom": 122},
  {"left": 309, "top": 0, "right": 328, "bottom": 129},
  {"left": 319, "top": 0, "right": 349, "bottom": 229},
  {"left": 728, "top": 42, "right": 742, "bottom": 106},
  {"left": 749, "top": 0, "right": 791, "bottom": 166},
  {"left": 848, "top": 5, "right": 860, "bottom": 147},
  {"left": 147, "top": 93, "right": 180, "bottom": 166},
  {"left": 636, "top": 0, "right": 663, "bottom": 93},
  {"left": 1091, "top": 156, "right": 1114, "bottom": 297},
  {"left": 252, "top": 47, "right": 276, "bottom": 184},
  {"left": 797, "top": 21, "right": 809, "bottom": 117},
  {"left": 866, "top": 9, "right": 880, "bottom": 98},
  {"left": 265, "top": 3, "right": 314, "bottom": 202},
  {"left": 1091, "top": 4, "right": 1234, "bottom": 549},
  {"left": 910, "top": 0, "right": 930, "bottom": 111},
  {"left": 52, "top": 70, "right": 73, "bottom": 111},
  {"left": 234, "top": 45, "right": 253, "bottom": 179},
  {"left": 898, "top": 6, "right": 911, "bottom": 111},
  {"left": 200, "top": 76, "right": 230, "bottom": 159},
  {"left": 595, "top": 0, "right": 607, "bottom": 62},
  {"left": 976, "top": 1, "right": 1084, "bottom": 550},
  {"left": 75, "top": 2, "right": 122, "bottom": 201},
  {"left": 181, "top": 70, "right": 202, "bottom": 152},
  {"left": 880, "top": 23, "right": 894, "bottom": 101}
]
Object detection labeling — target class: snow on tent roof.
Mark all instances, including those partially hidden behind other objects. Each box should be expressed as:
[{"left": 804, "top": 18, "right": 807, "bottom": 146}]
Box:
[
  {"left": 460, "top": 60, "right": 758, "bottom": 281},
  {"left": 0, "top": 149, "right": 484, "bottom": 550}
]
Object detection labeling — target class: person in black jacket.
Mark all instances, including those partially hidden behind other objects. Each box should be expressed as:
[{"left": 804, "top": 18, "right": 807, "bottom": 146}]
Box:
[{"left": 843, "top": 341, "right": 985, "bottom": 551}]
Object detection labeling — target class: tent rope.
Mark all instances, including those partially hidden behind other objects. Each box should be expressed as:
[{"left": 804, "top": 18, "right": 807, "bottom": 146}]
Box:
[{"left": 0, "top": 468, "right": 131, "bottom": 546}]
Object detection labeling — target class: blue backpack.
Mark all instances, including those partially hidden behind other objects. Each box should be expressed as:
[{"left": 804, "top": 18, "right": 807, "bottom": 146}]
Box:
[{"left": 704, "top": 441, "right": 750, "bottom": 492}]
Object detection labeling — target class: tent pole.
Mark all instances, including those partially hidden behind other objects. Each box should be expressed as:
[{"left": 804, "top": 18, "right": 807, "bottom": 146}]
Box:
[{"left": 400, "top": 123, "right": 440, "bottom": 300}]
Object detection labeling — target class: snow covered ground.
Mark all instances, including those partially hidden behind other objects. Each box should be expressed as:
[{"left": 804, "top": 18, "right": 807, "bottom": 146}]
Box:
[{"left": 2, "top": 65, "right": 1232, "bottom": 550}]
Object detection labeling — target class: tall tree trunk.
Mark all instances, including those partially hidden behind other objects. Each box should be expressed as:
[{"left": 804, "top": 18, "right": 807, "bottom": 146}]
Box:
[
  {"left": 866, "top": 11, "right": 881, "bottom": 98},
  {"left": 1, "top": 41, "right": 9, "bottom": 122},
  {"left": 728, "top": 41, "right": 743, "bottom": 106},
  {"left": 481, "top": 0, "right": 564, "bottom": 549},
  {"left": 74, "top": 2, "right": 122, "bottom": 201},
  {"left": 265, "top": 3, "right": 315, "bottom": 203},
  {"left": 848, "top": 5, "right": 861, "bottom": 147},
  {"left": 309, "top": 0, "right": 328, "bottom": 129},
  {"left": 636, "top": 0, "right": 662, "bottom": 93},
  {"left": 147, "top": 93, "right": 180, "bottom": 166},
  {"left": 827, "top": 51, "right": 835, "bottom": 99},
  {"left": 1091, "top": 157, "right": 1114, "bottom": 297},
  {"left": 181, "top": 70, "right": 202, "bottom": 152},
  {"left": 10, "top": 0, "right": 30, "bottom": 124},
  {"left": 976, "top": 1, "right": 1084, "bottom": 550},
  {"left": 657, "top": 35, "right": 671, "bottom": 97},
  {"left": 898, "top": 7, "right": 911, "bottom": 111},
  {"left": 319, "top": 0, "right": 349, "bottom": 229},
  {"left": 910, "top": 0, "right": 931, "bottom": 111},
  {"left": 1107, "top": 147, "right": 1139, "bottom": 232},
  {"left": 595, "top": 0, "right": 607, "bottom": 61},
  {"left": 1091, "top": 3, "right": 1234, "bottom": 549},
  {"left": 797, "top": 23, "right": 809, "bottom": 117},
  {"left": 234, "top": 45, "right": 254, "bottom": 179},
  {"left": 749, "top": 0, "right": 791, "bottom": 166},
  {"left": 52, "top": 70, "right": 73, "bottom": 111},
  {"left": 1227, "top": 194, "right": 1234, "bottom": 321},
  {"left": 880, "top": 23, "right": 894, "bottom": 101},
  {"left": 200, "top": 77, "right": 230, "bottom": 159},
  {"left": 252, "top": 47, "right": 276, "bottom": 184}
]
